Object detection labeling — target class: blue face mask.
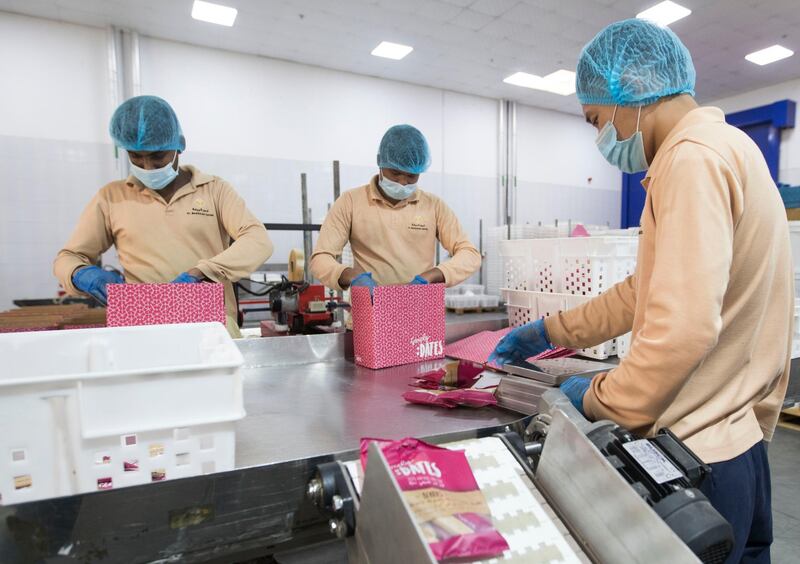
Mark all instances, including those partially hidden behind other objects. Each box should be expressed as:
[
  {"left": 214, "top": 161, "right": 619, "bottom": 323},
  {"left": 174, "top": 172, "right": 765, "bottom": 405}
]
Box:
[
  {"left": 379, "top": 173, "right": 417, "bottom": 201},
  {"left": 595, "top": 106, "right": 649, "bottom": 174},
  {"left": 129, "top": 152, "right": 179, "bottom": 190}
]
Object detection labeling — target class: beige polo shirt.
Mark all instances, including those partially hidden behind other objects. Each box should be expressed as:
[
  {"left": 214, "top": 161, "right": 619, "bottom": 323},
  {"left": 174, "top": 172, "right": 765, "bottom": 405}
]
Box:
[
  {"left": 310, "top": 175, "right": 481, "bottom": 290},
  {"left": 545, "top": 107, "right": 793, "bottom": 463},
  {"left": 54, "top": 165, "right": 273, "bottom": 336}
]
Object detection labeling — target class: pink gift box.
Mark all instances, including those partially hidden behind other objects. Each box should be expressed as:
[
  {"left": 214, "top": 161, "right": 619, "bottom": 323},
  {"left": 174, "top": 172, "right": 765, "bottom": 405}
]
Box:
[
  {"left": 106, "top": 283, "right": 226, "bottom": 328},
  {"left": 351, "top": 284, "right": 445, "bottom": 369}
]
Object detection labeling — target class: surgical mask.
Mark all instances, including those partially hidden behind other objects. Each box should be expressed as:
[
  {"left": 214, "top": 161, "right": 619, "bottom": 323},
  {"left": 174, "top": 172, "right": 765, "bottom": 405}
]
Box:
[
  {"left": 129, "top": 152, "right": 179, "bottom": 190},
  {"left": 595, "top": 106, "right": 649, "bottom": 174},
  {"left": 379, "top": 173, "right": 417, "bottom": 200}
]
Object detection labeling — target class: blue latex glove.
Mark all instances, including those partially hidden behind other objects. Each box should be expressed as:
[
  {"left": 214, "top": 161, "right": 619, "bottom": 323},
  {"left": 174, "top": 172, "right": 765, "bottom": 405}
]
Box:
[
  {"left": 172, "top": 272, "right": 202, "bottom": 284},
  {"left": 489, "top": 318, "right": 552, "bottom": 366},
  {"left": 350, "top": 272, "right": 377, "bottom": 289},
  {"left": 410, "top": 275, "right": 429, "bottom": 285},
  {"left": 560, "top": 376, "right": 592, "bottom": 416},
  {"left": 72, "top": 266, "right": 124, "bottom": 305}
]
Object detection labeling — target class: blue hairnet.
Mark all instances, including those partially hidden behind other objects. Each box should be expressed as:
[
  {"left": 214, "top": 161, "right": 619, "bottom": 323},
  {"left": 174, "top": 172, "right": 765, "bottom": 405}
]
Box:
[
  {"left": 576, "top": 18, "right": 696, "bottom": 107},
  {"left": 377, "top": 124, "right": 431, "bottom": 174},
  {"left": 109, "top": 95, "right": 185, "bottom": 152}
]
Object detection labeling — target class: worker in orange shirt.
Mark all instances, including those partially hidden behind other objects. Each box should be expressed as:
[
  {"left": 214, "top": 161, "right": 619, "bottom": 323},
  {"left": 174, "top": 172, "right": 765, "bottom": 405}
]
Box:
[
  {"left": 310, "top": 124, "right": 481, "bottom": 291},
  {"left": 491, "top": 19, "right": 791, "bottom": 563},
  {"left": 54, "top": 96, "right": 273, "bottom": 337}
]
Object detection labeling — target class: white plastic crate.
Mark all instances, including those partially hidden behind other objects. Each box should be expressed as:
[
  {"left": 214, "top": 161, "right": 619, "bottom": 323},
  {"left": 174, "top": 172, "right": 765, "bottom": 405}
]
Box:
[
  {"left": 500, "top": 237, "right": 638, "bottom": 296},
  {"left": 0, "top": 323, "right": 244, "bottom": 505},
  {"left": 480, "top": 295, "right": 500, "bottom": 308},
  {"left": 502, "top": 289, "right": 626, "bottom": 360}
]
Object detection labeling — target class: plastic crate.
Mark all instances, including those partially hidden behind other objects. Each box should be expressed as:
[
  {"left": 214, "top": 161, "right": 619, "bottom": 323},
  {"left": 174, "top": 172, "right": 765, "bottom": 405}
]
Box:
[
  {"left": 500, "top": 237, "right": 638, "bottom": 296},
  {"left": 0, "top": 323, "right": 244, "bottom": 505},
  {"left": 501, "top": 289, "right": 622, "bottom": 360}
]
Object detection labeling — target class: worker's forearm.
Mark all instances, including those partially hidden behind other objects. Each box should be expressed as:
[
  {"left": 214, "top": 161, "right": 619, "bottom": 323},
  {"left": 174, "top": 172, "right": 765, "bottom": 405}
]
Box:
[
  {"left": 545, "top": 275, "right": 637, "bottom": 349},
  {"left": 53, "top": 251, "right": 93, "bottom": 295},
  {"left": 196, "top": 227, "right": 273, "bottom": 282},
  {"left": 436, "top": 247, "right": 481, "bottom": 287},
  {"left": 310, "top": 253, "right": 349, "bottom": 290}
]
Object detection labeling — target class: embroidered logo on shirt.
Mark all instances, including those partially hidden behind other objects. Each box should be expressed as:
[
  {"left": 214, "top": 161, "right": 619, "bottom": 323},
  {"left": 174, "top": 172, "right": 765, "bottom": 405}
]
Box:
[
  {"left": 187, "top": 198, "right": 214, "bottom": 217},
  {"left": 409, "top": 215, "right": 428, "bottom": 232}
]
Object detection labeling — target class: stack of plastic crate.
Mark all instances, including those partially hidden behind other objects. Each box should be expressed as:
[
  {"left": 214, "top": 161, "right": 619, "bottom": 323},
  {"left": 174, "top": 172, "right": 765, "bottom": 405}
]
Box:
[{"left": 500, "top": 237, "right": 638, "bottom": 359}]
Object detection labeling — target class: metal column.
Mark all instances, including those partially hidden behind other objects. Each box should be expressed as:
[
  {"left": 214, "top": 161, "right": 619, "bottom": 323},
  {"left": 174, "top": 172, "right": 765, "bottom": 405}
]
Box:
[{"left": 301, "top": 173, "right": 312, "bottom": 282}]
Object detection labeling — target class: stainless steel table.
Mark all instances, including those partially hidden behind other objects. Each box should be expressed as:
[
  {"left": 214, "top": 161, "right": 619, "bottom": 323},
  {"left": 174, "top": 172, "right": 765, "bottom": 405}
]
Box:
[{"left": 0, "top": 313, "right": 519, "bottom": 563}]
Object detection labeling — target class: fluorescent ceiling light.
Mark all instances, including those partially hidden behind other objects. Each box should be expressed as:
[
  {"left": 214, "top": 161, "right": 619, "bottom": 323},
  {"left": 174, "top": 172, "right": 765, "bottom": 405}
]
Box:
[
  {"left": 371, "top": 41, "right": 413, "bottom": 60},
  {"left": 745, "top": 45, "right": 794, "bottom": 66},
  {"left": 191, "top": 0, "right": 238, "bottom": 27},
  {"left": 636, "top": 1, "right": 691, "bottom": 27},
  {"left": 503, "top": 70, "right": 576, "bottom": 96}
]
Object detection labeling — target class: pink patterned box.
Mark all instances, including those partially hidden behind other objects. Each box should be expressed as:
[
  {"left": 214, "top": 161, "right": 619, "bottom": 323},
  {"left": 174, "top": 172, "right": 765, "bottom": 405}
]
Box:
[
  {"left": 106, "top": 283, "right": 226, "bottom": 328},
  {"left": 351, "top": 284, "right": 445, "bottom": 369}
]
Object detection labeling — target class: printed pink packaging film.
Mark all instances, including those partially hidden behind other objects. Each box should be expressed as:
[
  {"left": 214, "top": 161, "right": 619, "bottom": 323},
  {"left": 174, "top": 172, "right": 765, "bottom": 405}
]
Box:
[
  {"left": 360, "top": 437, "right": 509, "bottom": 561},
  {"left": 444, "top": 327, "right": 574, "bottom": 369}
]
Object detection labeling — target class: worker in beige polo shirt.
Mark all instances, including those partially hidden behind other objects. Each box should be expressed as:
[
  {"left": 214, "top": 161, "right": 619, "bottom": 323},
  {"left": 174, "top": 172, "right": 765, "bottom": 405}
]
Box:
[
  {"left": 491, "top": 20, "right": 791, "bottom": 562},
  {"left": 310, "top": 124, "right": 480, "bottom": 291},
  {"left": 54, "top": 96, "right": 272, "bottom": 337}
]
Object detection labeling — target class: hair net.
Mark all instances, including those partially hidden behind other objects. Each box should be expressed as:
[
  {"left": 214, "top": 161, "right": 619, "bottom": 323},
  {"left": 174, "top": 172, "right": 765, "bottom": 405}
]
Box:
[
  {"left": 576, "top": 18, "right": 696, "bottom": 107},
  {"left": 377, "top": 124, "right": 431, "bottom": 174},
  {"left": 109, "top": 95, "right": 185, "bottom": 152}
]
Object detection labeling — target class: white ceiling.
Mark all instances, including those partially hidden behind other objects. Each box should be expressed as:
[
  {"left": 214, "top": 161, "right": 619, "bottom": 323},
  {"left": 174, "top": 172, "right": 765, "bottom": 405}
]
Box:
[{"left": 3, "top": 0, "right": 800, "bottom": 114}]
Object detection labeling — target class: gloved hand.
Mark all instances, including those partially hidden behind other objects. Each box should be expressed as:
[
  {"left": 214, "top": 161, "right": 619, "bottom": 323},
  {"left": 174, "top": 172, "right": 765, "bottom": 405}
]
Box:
[
  {"left": 560, "top": 376, "right": 592, "bottom": 416},
  {"left": 72, "top": 266, "right": 124, "bottom": 305},
  {"left": 488, "top": 318, "right": 553, "bottom": 366},
  {"left": 172, "top": 272, "right": 202, "bottom": 284},
  {"left": 350, "top": 272, "right": 377, "bottom": 290},
  {"left": 410, "top": 275, "right": 429, "bottom": 285}
]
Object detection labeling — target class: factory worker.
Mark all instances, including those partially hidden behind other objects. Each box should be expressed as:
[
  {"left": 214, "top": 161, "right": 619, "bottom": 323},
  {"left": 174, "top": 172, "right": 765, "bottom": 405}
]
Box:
[
  {"left": 491, "top": 19, "right": 790, "bottom": 563},
  {"left": 54, "top": 95, "right": 273, "bottom": 338},
  {"left": 310, "top": 124, "right": 481, "bottom": 290}
]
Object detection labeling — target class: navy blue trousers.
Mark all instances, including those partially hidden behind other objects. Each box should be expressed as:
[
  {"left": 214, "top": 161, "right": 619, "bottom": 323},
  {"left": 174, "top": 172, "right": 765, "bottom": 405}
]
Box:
[{"left": 699, "top": 441, "right": 773, "bottom": 564}]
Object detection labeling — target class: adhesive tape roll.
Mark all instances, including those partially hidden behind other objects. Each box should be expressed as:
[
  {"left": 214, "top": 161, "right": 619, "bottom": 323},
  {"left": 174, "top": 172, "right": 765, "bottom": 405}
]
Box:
[{"left": 288, "top": 248, "right": 305, "bottom": 282}]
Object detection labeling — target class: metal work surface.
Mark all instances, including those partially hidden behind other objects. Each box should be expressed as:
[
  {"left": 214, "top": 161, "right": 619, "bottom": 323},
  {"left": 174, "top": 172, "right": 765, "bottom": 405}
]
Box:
[
  {"left": 236, "top": 333, "right": 520, "bottom": 468},
  {"left": 0, "top": 324, "right": 521, "bottom": 563}
]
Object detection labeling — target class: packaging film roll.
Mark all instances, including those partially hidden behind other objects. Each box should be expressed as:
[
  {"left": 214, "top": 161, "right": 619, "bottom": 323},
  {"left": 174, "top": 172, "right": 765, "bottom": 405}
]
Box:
[{"left": 288, "top": 248, "right": 305, "bottom": 282}]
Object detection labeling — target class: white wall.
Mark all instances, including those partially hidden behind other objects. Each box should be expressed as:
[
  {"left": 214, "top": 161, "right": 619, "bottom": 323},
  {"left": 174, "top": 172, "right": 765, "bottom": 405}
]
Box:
[
  {"left": 0, "top": 10, "right": 625, "bottom": 309},
  {"left": 515, "top": 104, "right": 622, "bottom": 228},
  {"left": 0, "top": 12, "right": 115, "bottom": 311},
  {"left": 712, "top": 79, "right": 800, "bottom": 185},
  {"left": 138, "top": 36, "right": 500, "bottom": 274}
]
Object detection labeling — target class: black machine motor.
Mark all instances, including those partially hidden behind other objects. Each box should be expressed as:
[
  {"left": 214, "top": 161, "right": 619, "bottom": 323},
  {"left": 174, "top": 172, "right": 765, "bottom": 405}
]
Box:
[{"left": 587, "top": 425, "right": 734, "bottom": 564}]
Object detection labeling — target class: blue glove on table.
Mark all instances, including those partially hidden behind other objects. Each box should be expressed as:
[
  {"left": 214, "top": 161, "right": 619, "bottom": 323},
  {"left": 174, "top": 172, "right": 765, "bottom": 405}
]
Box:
[
  {"left": 560, "top": 376, "right": 592, "bottom": 417},
  {"left": 172, "top": 272, "right": 202, "bottom": 284},
  {"left": 489, "top": 318, "right": 552, "bottom": 366},
  {"left": 410, "top": 275, "right": 429, "bottom": 285},
  {"left": 72, "top": 266, "right": 124, "bottom": 305}
]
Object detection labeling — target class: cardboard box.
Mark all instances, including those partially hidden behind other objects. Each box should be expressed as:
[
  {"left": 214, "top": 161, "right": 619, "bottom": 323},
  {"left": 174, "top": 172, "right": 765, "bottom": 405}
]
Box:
[
  {"left": 351, "top": 284, "right": 445, "bottom": 369},
  {"left": 107, "top": 283, "right": 225, "bottom": 328}
]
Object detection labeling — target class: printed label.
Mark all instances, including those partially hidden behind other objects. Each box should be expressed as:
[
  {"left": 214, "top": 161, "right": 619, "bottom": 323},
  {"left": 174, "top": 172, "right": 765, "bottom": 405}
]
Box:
[{"left": 622, "top": 439, "right": 683, "bottom": 484}]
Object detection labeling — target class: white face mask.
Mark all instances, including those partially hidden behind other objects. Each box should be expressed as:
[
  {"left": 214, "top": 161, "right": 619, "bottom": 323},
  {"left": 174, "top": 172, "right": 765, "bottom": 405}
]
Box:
[
  {"left": 379, "top": 173, "right": 417, "bottom": 200},
  {"left": 129, "top": 152, "right": 179, "bottom": 190}
]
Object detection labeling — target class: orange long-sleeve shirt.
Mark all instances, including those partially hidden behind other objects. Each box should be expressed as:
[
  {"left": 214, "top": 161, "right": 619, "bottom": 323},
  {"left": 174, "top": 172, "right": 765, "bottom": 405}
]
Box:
[
  {"left": 310, "top": 175, "right": 481, "bottom": 290},
  {"left": 54, "top": 165, "right": 273, "bottom": 336},
  {"left": 545, "top": 107, "right": 793, "bottom": 463}
]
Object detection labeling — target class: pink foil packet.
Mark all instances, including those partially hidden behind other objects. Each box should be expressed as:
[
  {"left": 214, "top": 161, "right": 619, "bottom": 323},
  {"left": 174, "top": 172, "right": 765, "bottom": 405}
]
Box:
[
  {"left": 411, "top": 360, "right": 485, "bottom": 390},
  {"left": 403, "top": 388, "right": 498, "bottom": 409},
  {"left": 360, "top": 438, "right": 509, "bottom": 561}
]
